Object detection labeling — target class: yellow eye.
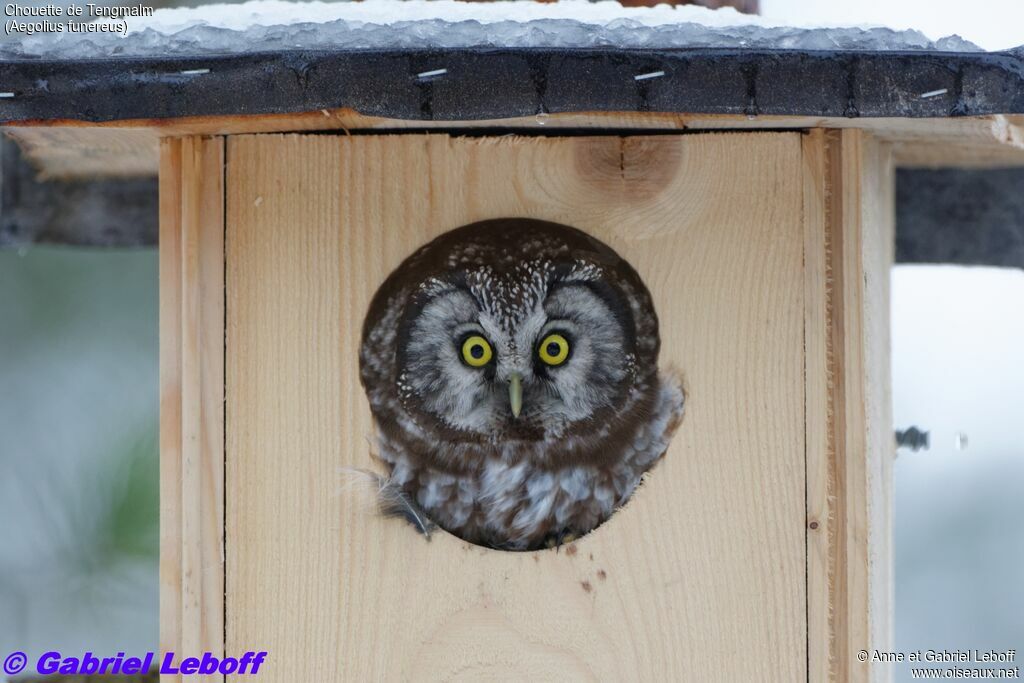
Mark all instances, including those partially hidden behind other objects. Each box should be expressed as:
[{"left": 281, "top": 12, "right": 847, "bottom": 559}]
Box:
[
  {"left": 460, "top": 335, "right": 493, "bottom": 367},
  {"left": 538, "top": 333, "right": 570, "bottom": 366}
]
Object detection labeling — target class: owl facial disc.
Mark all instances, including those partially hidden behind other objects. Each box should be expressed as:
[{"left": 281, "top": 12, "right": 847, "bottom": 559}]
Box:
[
  {"left": 359, "top": 218, "right": 684, "bottom": 550},
  {"left": 363, "top": 219, "right": 664, "bottom": 444}
]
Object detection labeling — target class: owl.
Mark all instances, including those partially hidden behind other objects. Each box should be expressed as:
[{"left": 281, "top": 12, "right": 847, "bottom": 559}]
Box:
[{"left": 359, "top": 218, "right": 683, "bottom": 550}]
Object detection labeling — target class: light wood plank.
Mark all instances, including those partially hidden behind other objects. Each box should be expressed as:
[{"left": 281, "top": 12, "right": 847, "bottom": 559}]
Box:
[
  {"left": 803, "top": 129, "right": 833, "bottom": 683},
  {"left": 158, "top": 138, "right": 183, "bottom": 673},
  {"left": 856, "top": 132, "right": 896, "bottom": 683},
  {"left": 803, "top": 130, "right": 895, "bottom": 682},
  {"left": 8, "top": 111, "right": 1024, "bottom": 178},
  {"left": 160, "top": 136, "right": 226, "bottom": 683},
  {"left": 225, "top": 133, "right": 807, "bottom": 681},
  {"left": 836, "top": 130, "right": 895, "bottom": 683}
]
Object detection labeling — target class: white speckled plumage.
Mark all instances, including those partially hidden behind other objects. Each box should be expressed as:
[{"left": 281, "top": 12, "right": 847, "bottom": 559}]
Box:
[{"left": 359, "top": 219, "right": 683, "bottom": 550}]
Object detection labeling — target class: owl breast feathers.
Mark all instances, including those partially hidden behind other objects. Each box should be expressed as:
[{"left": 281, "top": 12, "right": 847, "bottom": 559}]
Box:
[{"left": 359, "top": 218, "right": 683, "bottom": 550}]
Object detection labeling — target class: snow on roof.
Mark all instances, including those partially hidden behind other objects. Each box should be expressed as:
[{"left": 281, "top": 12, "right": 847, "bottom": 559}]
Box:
[{"left": 4, "top": 0, "right": 983, "bottom": 60}]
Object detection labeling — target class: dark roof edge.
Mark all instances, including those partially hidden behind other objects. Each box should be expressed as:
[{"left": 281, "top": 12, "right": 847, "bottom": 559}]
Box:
[{"left": 1, "top": 47, "right": 1022, "bottom": 124}]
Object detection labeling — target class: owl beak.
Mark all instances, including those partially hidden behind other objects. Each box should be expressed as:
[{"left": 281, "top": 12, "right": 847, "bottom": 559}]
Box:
[{"left": 508, "top": 372, "right": 523, "bottom": 419}]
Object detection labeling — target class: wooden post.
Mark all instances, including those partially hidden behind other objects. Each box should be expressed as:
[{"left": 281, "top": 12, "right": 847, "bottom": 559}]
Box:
[
  {"left": 804, "top": 129, "right": 895, "bottom": 682},
  {"left": 159, "top": 130, "right": 893, "bottom": 681},
  {"left": 159, "top": 136, "right": 226, "bottom": 682}
]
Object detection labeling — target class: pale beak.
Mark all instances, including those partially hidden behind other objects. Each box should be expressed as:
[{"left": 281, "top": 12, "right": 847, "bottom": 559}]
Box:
[{"left": 508, "top": 372, "right": 523, "bottom": 418}]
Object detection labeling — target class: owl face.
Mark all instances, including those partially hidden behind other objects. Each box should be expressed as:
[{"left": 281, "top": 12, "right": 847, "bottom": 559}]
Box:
[
  {"left": 362, "top": 219, "right": 664, "bottom": 464},
  {"left": 395, "top": 263, "right": 635, "bottom": 439},
  {"left": 360, "top": 219, "right": 680, "bottom": 548}
]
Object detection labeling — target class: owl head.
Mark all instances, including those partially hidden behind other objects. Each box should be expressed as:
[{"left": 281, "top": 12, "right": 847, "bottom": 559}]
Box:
[{"left": 361, "top": 219, "right": 661, "bottom": 454}]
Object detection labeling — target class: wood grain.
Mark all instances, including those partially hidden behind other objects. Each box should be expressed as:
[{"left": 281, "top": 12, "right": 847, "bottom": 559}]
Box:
[
  {"left": 803, "top": 129, "right": 833, "bottom": 683},
  {"left": 854, "top": 132, "right": 896, "bottom": 683},
  {"left": 160, "top": 136, "right": 226, "bottom": 683},
  {"left": 8, "top": 111, "right": 1024, "bottom": 178},
  {"left": 803, "top": 130, "right": 895, "bottom": 682},
  {"left": 225, "top": 133, "right": 807, "bottom": 681}
]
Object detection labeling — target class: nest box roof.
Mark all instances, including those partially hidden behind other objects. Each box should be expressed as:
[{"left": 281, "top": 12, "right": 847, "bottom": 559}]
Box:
[{"left": 1, "top": 0, "right": 1022, "bottom": 124}]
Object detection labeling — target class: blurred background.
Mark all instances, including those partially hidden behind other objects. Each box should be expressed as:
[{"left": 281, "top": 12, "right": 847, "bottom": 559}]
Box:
[
  {"left": 0, "top": 2, "right": 1021, "bottom": 683},
  {"left": 0, "top": 250, "right": 158, "bottom": 662},
  {"left": 892, "top": 266, "right": 1024, "bottom": 660}
]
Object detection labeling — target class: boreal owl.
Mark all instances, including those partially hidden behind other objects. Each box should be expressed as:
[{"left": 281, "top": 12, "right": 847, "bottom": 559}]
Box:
[{"left": 358, "top": 219, "right": 683, "bottom": 550}]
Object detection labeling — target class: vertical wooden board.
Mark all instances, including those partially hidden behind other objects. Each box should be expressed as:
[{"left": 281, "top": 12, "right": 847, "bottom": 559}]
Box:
[
  {"left": 803, "top": 130, "right": 895, "bottom": 682},
  {"left": 159, "top": 139, "right": 183, "bottom": 671},
  {"left": 224, "top": 135, "right": 346, "bottom": 680},
  {"left": 843, "top": 132, "right": 895, "bottom": 682},
  {"left": 803, "top": 130, "right": 833, "bottom": 683},
  {"left": 861, "top": 135, "right": 895, "bottom": 679},
  {"left": 226, "top": 133, "right": 806, "bottom": 681},
  {"left": 160, "top": 136, "right": 226, "bottom": 683}
]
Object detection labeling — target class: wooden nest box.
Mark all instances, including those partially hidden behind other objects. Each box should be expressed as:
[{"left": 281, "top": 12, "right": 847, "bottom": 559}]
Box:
[{"left": 4, "top": 7, "right": 1023, "bottom": 680}]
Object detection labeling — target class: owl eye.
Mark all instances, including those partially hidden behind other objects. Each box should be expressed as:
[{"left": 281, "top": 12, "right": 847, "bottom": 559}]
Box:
[
  {"left": 538, "top": 333, "right": 571, "bottom": 366},
  {"left": 460, "top": 335, "right": 493, "bottom": 368}
]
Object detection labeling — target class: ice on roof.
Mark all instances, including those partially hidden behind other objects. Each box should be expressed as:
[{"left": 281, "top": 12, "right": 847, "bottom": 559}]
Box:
[{"left": 3, "top": 0, "right": 984, "bottom": 59}]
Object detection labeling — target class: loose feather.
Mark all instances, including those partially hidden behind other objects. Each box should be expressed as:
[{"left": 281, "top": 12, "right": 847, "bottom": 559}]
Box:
[{"left": 340, "top": 467, "right": 437, "bottom": 539}]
